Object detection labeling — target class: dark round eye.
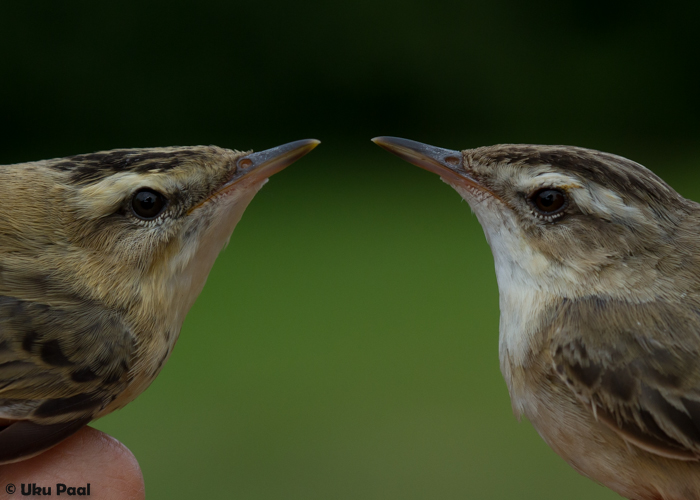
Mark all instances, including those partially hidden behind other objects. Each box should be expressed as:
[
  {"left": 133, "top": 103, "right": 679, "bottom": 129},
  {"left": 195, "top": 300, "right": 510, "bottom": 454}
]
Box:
[
  {"left": 530, "top": 188, "right": 567, "bottom": 215},
  {"left": 132, "top": 189, "right": 167, "bottom": 220}
]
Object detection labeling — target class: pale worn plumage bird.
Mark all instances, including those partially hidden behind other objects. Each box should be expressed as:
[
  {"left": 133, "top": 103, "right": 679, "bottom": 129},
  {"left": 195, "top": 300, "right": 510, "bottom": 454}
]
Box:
[
  {"left": 0, "top": 139, "right": 319, "bottom": 463},
  {"left": 374, "top": 136, "right": 700, "bottom": 500}
]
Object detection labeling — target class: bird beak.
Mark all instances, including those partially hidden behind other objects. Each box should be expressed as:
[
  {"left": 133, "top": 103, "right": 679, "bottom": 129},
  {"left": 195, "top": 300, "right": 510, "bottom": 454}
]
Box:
[
  {"left": 371, "top": 136, "right": 485, "bottom": 192},
  {"left": 230, "top": 138, "right": 321, "bottom": 186},
  {"left": 191, "top": 139, "right": 320, "bottom": 213}
]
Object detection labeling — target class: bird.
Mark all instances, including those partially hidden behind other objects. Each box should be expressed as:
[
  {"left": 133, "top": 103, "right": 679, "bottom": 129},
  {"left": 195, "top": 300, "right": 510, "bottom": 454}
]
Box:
[
  {"left": 0, "top": 138, "right": 319, "bottom": 464},
  {"left": 373, "top": 136, "right": 700, "bottom": 500}
]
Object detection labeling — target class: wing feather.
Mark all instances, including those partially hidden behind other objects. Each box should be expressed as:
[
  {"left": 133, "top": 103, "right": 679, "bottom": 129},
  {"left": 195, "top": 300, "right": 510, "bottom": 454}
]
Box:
[
  {"left": 0, "top": 294, "right": 134, "bottom": 422},
  {"left": 550, "top": 297, "right": 700, "bottom": 460}
]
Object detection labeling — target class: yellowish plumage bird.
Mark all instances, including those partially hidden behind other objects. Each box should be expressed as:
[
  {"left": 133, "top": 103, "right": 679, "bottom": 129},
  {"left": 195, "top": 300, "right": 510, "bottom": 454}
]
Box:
[
  {"left": 374, "top": 136, "right": 700, "bottom": 500},
  {"left": 0, "top": 139, "right": 319, "bottom": 463}
]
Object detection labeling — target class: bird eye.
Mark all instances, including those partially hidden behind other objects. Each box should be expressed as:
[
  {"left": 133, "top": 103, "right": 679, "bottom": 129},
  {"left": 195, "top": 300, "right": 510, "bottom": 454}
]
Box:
[
  {"left": 529, "top": 188, "right": 567, "bottom": 216},
  {"left": 132, "top": 189, "right": 167, "bottom": 220}
]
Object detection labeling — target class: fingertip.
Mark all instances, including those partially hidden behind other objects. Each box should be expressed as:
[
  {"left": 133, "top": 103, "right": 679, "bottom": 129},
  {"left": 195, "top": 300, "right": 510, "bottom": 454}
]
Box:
[
  {"left": 74, "top": 427, "right": 146, "bottom": 500},
  {"left": 0, "top": 426, "right": 145, "bottom": 500}
]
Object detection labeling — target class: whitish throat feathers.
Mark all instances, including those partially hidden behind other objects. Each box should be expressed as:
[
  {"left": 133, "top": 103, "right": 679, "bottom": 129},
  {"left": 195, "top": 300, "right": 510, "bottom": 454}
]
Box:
[
  {"left": 0, "top": 139, "right": 319, "bottom": 463},
  {"left": 374, "top": 136, "right": 700, "bottom": 500}
]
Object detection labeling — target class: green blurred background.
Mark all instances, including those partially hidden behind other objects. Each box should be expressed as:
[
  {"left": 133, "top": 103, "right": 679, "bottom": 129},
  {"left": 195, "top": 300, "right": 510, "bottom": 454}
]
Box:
[{"left": 2, "top": 2, "right": 700, "bottom": 498}]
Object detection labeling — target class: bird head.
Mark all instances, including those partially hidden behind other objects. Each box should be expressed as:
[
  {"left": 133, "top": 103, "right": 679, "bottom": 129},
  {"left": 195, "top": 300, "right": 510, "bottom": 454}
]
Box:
[
  {"left": 0, "top": 139, "right": 319, "bottom": 328},
  {"left": 373, "top": 137, "right": 696, "bottom": 302}
]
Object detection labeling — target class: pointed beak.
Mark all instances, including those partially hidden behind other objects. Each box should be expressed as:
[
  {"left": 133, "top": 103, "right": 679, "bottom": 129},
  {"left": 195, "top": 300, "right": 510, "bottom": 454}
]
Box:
[
  {"left": 191, "top": 139, "right": 320, "bottom": 213},
  {"left": 371, "top": 136, "right": 486, "bottom": 193},
  {"left": 230, "top": 138, "right": 320, "bottom": 185}
]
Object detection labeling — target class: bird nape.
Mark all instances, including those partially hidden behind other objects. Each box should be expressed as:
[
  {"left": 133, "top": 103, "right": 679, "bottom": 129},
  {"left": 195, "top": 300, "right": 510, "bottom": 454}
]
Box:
[
  {"left": 374, "top": 136, "right": 700, "bottom": 500},
  {"left": 0, "top": 139, "right": 319, "bottom": 463}
]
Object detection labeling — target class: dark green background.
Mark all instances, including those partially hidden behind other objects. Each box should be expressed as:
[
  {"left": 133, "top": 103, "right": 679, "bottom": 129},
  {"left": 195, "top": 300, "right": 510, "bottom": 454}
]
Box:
[{"left": 2, "top": 2, "right": 699, "bottom": 498}]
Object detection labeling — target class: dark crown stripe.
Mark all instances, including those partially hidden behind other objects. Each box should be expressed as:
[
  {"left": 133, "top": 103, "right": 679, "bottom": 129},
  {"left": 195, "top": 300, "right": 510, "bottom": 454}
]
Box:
[{"left": 50, "top": 148, "right": 203, "bottom": 184}]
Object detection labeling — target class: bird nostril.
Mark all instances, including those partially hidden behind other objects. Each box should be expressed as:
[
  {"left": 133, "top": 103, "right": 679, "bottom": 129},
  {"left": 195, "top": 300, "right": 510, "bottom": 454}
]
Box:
[
  {"left": 238, "top": 158, "right": 253, "bottom": 169},
  {"left": 444, "top": 156, "right": 460, "bottom": 166}
]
